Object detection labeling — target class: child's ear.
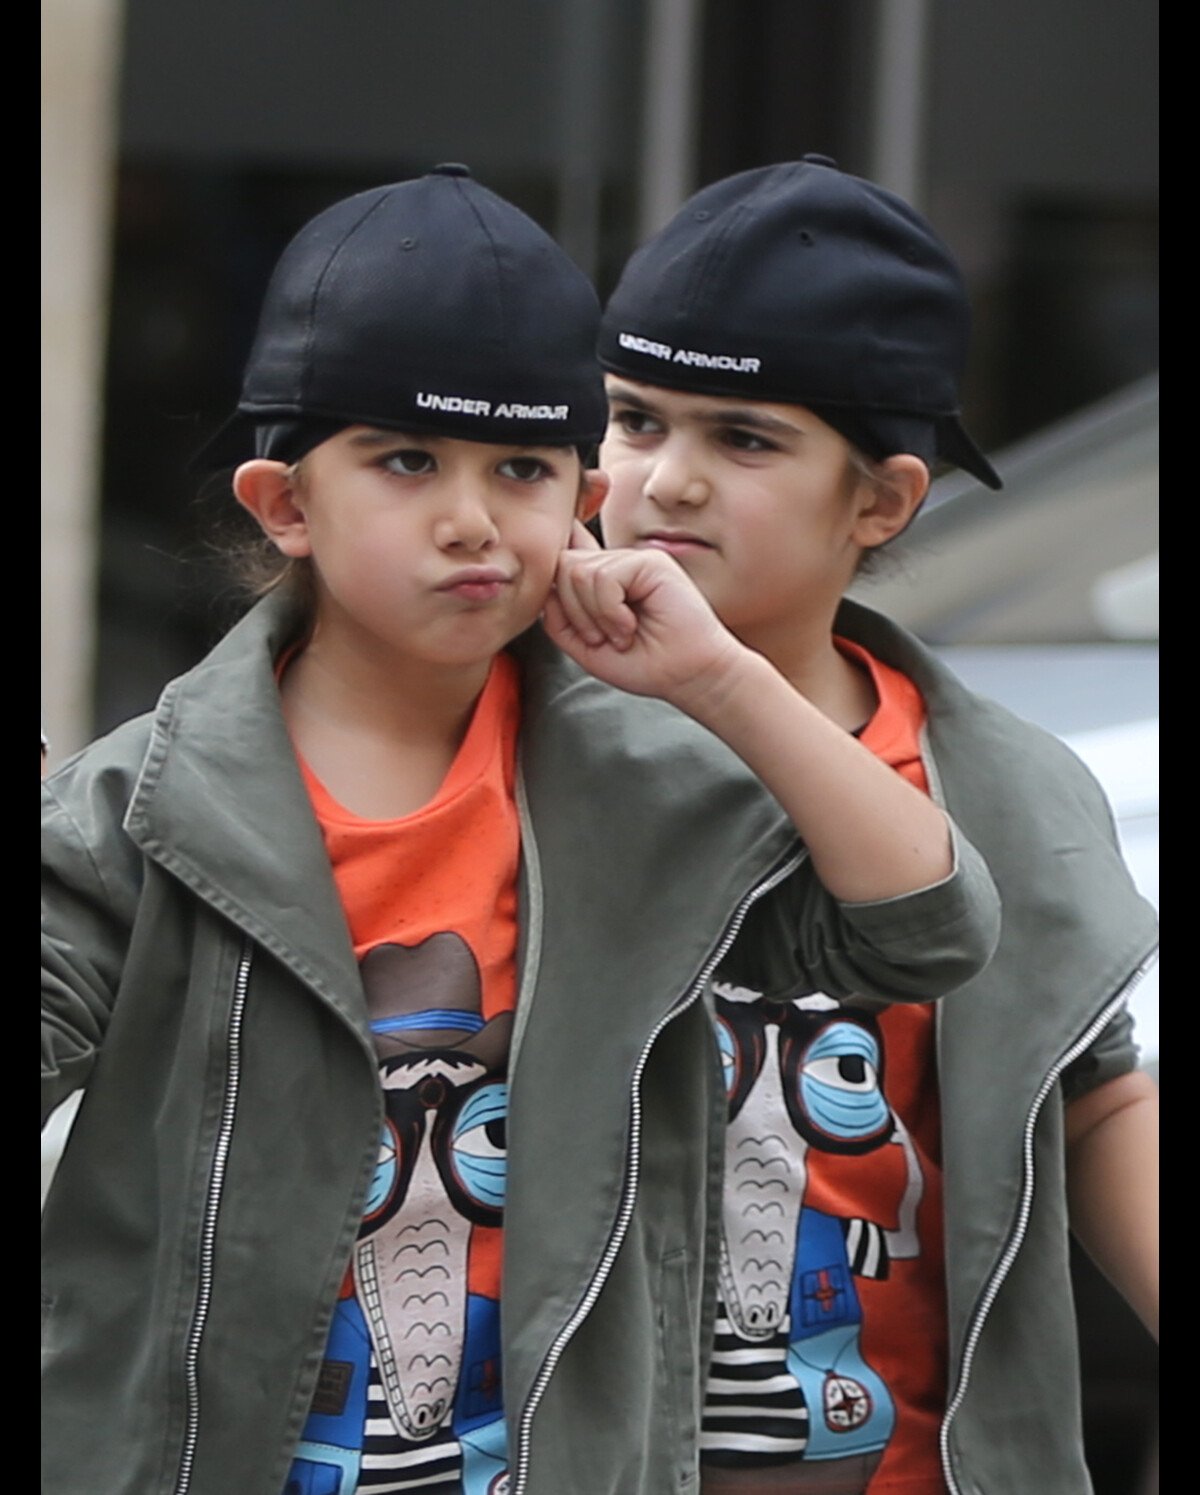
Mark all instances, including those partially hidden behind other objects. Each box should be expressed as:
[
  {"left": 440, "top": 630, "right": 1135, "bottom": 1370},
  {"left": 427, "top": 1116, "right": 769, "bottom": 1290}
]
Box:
[
  {"left": 232, "top": 460, "right": 313, "bottom": 557},
  {"left": 852, "top": 455, "right": 930, "bottom": 549},
  {"left": 576, "top": 468, "right": 611, "bottom": 524}
]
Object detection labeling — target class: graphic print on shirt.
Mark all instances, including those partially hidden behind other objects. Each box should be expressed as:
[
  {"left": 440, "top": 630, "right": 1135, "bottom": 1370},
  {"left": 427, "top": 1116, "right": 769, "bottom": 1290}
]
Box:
[
  {"left": 703, "top": 984, "right": 924, "bottom": 1491},
  {"left": 286, "top": 934, "right": 512, "bottom": 1495}
]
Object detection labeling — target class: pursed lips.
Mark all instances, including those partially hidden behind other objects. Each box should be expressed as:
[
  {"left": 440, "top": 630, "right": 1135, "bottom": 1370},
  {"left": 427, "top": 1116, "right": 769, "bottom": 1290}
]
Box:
[{"left": 437, "top": 566, "right": 514, "bottom": 600}]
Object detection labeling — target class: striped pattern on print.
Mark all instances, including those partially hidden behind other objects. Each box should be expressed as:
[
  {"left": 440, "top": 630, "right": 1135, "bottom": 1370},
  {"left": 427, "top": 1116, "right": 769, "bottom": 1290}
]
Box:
[
  {"left": 701, "top": 1218, "right": 891, "bottom": 1465},
  {"left": 843, "top": 1218, "right": 890, "bottom": 1281},
  {"left": 356, "top": 1361, "right": 460, "bottom": 1491},
  {"left": 700, "top": 1310, "right": 809, "bottom": 1463}
]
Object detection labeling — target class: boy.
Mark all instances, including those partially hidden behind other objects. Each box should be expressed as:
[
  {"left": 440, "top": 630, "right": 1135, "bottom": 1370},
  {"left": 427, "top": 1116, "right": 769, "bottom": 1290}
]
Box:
[
  {"left": 42, "top": 166, "right": 1000, "bottom": 1495},
  {"left": 550, "top": 154, "right": 1157, "bottom": 1494}
]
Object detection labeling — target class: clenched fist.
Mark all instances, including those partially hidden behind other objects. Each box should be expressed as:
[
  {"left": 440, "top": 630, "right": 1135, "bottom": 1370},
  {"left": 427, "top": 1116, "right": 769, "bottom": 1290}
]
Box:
[{"left": 543, "top": 522, "right": 749, "bottom": 718}]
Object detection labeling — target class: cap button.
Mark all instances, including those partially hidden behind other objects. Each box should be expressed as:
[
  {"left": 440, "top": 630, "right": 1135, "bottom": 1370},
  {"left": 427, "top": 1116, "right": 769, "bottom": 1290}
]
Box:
[
  {"left": 430, "top": 162, "right": 472, "bottom": 178},
  {"left": 802, "top": 153, "right": 839, "bottom": 169}
]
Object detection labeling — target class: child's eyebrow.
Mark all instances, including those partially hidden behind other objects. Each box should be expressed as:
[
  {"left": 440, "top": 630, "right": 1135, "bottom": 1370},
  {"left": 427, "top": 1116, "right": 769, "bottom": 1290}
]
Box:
[
  {"left": 606, "top": 383, "right": 658, "bottom": 411},
  {"left": 345, "top": 427, "right": 568, "bottom": 460},
  {"left": 345, "top": 427, "right": 428, "bottom": 448},
  {"left": 606, "top": 383, "right": 800, "bottom": 438},
  {"left": 692, "top": 407, "right": 800, "bottom": 437}
]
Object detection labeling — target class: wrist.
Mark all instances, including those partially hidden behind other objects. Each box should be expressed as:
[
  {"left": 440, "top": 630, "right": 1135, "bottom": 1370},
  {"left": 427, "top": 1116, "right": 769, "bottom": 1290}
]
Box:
[{"left": 669, "top": 642, "right": 778, "bottom": 731}]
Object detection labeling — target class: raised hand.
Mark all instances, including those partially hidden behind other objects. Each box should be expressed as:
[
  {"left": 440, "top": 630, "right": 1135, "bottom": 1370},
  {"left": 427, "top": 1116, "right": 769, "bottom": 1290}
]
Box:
[
  {"left": 544, "top": 526, "right": 959, "bottom": 903},
  {"left": 543, "top": 522, "right": 747, "bottom": 714}
]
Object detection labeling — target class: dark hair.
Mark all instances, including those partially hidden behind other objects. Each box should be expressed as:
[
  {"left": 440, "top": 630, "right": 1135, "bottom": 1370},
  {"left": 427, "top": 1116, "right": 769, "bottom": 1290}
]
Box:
[
  {"left": 197, "top": 466, "right": 316, "bottom": 628},
  {"left": 844, "top": 445, "right": 930, "bottom": 581}
]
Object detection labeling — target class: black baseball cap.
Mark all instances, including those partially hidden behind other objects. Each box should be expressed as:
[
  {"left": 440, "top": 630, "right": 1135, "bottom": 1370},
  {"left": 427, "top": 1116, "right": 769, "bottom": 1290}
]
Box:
[
  {"left": 598, "top": 156, "right": 1001, "bottom": 489},
  {"left": 195, "top": 164, "right": 608, "bottom": 469}
]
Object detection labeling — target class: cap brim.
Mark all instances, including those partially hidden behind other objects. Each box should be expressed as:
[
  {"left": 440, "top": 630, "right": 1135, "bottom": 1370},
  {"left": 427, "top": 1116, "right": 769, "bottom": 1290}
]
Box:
[{"left": 937, "top": 416, "right": 1002, "bottom": 490}]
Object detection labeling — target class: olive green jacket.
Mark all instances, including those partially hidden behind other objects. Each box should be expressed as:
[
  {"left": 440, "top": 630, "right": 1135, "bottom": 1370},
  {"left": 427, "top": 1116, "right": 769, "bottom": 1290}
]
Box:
[
  {"left": 42, "top": 590, "right": 1000, "bottom": 1495},
  {"left": 835, "top": 598, "right": 1157, "bottom": 1495}
]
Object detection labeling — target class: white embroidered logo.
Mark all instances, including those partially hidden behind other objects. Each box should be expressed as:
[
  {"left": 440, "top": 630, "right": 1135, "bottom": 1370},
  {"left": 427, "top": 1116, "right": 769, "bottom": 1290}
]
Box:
[
  {"left": 415, "top": 392, "right": 569, "bottom": 420},
  {"left": 617, "top": 331, "right": 761, "bottom": 374}
]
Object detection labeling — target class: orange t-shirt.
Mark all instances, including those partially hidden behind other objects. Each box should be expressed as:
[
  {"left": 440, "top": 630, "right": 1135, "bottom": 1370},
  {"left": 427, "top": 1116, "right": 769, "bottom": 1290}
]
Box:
[
  {"left": 703, "top": 639, "right": 946, "bottom": 1494},
  {"left": 833, "top": 636, "right": 946, "bottom": 1492},
  {"left": 288, "top": 652, "right": 521, "bottom": 1492}
]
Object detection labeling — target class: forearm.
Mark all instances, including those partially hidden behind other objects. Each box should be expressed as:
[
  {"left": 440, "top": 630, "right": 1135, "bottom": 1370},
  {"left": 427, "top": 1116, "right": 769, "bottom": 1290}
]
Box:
[
  {"left": 1065, "top": 1068, "right": 1159, "bottom": 1341},
  {"left": 679, "top": 646, "right": 954, "bottom": 902}
]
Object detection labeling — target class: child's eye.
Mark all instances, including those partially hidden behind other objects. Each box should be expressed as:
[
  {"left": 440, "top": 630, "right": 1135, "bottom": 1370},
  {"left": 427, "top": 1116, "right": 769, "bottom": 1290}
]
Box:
[
  {"left": 611, "top": 408, "right": 663, "bottom": 438},
  {"left": 497, "top": 456, "right": 553, "bottom": 482},
  {"left": 383, "top": 448, "right": 436, "bottom": 476},
  {"left": 722, "top": 427, "right": 776, "bottom": 453}
]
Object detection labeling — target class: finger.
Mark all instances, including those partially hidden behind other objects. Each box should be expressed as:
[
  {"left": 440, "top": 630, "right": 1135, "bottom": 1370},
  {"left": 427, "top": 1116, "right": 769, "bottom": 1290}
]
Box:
[
  {"left": 563, "top": 554, "right": 635, "bottom": 649},
  {"left": 545, "top": 574, "right": 630, "bottom": 660},
  {"left": 540, "top": 591, "right": 574, "bottom": 648},
  {"left": 589, "top": 562, "right": 639, "bottom": 646},
  {"left": 552, "top": 555, "right": 607, "bottom": 647},
  {"left": 557, "top": 553, "right": 638, "bottom": 651}
]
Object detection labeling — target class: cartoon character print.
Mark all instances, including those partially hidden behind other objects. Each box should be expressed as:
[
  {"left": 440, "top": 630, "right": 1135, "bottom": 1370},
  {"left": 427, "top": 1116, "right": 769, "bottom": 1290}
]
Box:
[
  {"left": 286, "top": 934, "right": 511, "bottom": 1495},
  {"left": 705, "top": 984, "right": 923, "bottom": 1492}
]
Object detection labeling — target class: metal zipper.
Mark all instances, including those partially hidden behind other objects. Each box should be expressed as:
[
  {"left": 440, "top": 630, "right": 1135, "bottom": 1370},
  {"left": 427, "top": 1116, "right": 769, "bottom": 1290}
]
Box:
[
  {"left": 510, "top": 849, "right": 806, "bottom": 1494},
  {"left": 172, "top": 943, "right": 252, "bottom": 1495},
  {"left": 938, "top": 952, "right": 1157, "bottom": 1493}
]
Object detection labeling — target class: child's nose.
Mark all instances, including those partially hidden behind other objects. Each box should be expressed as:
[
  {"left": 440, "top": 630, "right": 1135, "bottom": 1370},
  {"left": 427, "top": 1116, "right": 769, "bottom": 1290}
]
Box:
[
  {"left": 435, "top": 484, "right": 500, "bottom": 549},
  {"left": 646, "top": 444, "right": 710, "bottom": 509}
]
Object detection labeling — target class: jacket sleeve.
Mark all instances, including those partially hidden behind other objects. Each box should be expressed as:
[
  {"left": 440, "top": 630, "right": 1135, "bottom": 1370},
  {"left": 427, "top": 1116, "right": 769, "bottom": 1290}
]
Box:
[
  {"left": 1060, "top": 996, "right": 1147, "bottom": 1103},
  {"left": 42, "top": 777, "right": 140, "bottom": 1127},
  {"left": 726, "top": 817, "right": 1001, "bottom": 1005}
]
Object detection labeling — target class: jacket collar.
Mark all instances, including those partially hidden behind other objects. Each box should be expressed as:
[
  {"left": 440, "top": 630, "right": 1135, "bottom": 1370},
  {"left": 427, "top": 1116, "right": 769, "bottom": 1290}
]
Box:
[{"left": 124, "top": 590, "right": 368, "bottom": 1029}]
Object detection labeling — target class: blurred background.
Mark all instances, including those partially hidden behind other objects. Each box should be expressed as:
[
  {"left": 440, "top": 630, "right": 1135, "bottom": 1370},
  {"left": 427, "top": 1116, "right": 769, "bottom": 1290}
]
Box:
[{"left": 42, "top": 2, "right": 1157, "bottom": 1490}]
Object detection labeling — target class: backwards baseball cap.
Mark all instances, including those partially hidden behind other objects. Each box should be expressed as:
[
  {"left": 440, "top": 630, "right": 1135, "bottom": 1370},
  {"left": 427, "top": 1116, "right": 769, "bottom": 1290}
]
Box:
[
  {"left": 195, "top": 164, "right": 608, "bottom": 469},
  {"left": 598, "top": 155, "right": 1001, "bottom": 489}
]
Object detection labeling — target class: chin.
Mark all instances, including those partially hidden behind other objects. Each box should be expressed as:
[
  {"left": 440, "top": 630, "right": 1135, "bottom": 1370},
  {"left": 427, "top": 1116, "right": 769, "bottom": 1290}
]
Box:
[{"left": 433, "top": 622, "right": 534, "bottom": 669}]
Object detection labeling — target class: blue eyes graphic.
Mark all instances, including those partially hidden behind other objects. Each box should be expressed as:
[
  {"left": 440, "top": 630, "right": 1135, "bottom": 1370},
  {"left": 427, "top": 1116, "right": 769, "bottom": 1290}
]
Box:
[
  {"left": 798, "top": 1023, "right": 888, "bottom": 1141},
  {"left": 717, "top": 1019, "right": 739, "bottom": 1098},
  {"left": 366, "top": 1125, "right": 400, "bottom": 1216},
  {"left": 361, "top": 1072, "right": 509, "bottom": 1229},
  {"left": 715, "top": 1000, "right": 893, "bottom": 1151},
  {"left": 450, "top": 1082, "right": 509, "bottom": 1211}
]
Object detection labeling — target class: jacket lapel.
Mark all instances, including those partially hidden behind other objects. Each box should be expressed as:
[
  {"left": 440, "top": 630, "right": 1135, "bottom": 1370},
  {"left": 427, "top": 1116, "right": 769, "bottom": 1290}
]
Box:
[{"left": 123, "top": 592, "right": 369, "bottom": 1039}]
